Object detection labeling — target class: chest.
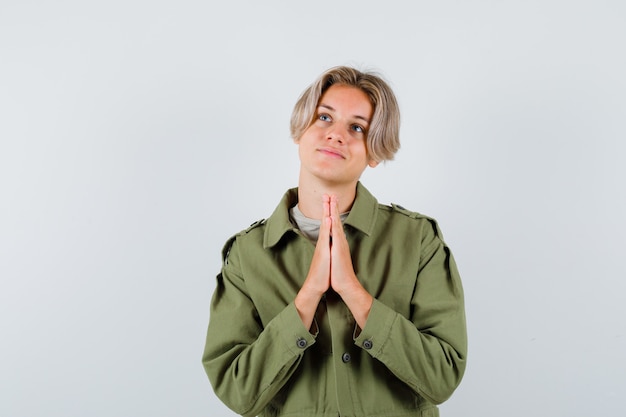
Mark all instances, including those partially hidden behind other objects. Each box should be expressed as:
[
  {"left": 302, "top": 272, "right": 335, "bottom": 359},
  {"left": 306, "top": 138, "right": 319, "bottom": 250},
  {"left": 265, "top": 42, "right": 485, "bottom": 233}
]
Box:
[{"left": 241, "top": 228, "right": 422, "bottom": 326}]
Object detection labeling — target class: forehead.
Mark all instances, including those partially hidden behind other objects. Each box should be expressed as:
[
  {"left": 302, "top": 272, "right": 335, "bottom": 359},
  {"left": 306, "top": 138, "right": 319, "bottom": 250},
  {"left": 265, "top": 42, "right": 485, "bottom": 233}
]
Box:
[{"left": 318, "top": 84, "right": 373, "bottom": 118}]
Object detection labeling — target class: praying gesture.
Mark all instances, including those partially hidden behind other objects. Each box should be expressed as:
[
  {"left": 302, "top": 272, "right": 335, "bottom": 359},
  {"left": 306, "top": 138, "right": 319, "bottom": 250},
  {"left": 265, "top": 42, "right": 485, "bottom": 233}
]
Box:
[{"left": 295, "top": 194, "right": 373, "bottom": 331}]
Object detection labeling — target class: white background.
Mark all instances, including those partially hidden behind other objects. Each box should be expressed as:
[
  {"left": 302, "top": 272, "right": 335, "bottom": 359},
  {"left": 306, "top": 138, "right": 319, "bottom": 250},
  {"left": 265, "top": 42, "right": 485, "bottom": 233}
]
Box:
[{"left": 1, "top": 1, "right": 625, "bottom": 416}]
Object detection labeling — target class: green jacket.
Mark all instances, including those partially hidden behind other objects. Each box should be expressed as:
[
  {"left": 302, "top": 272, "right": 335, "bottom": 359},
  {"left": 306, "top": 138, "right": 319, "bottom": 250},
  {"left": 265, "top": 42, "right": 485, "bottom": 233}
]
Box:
[{"left": 203, "top": 183, "right": 467, "bottom": 417}]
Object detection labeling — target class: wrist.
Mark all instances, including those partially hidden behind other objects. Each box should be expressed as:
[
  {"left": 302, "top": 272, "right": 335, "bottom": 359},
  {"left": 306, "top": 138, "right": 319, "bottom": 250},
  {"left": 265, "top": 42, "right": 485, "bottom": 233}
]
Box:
[
  {"left": 333, "top": 274, "right": 363, "bottom": 298},
  {"left": 295, "top": 287, "right": 324, "bottom": 306},
  {"left": 335, "top": 279, "right": 373, "bottom": 328},
  {"left": 295, "top": 285, "right": 325, "bottom": 331}
]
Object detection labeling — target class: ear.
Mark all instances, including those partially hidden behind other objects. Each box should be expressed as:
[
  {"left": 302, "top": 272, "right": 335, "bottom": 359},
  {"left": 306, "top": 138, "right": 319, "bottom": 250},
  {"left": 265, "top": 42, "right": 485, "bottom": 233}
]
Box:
[{"left": 368, "top": 159, "right": 379, "bottom": 168}]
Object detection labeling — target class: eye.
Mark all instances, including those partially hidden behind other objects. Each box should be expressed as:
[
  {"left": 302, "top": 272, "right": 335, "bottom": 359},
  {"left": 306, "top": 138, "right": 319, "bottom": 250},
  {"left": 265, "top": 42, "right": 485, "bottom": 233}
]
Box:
[
  {"left": 318, "top": 113, "right": 331, "bottom": 122},
  {"left": 351, "top": 124, "right": 365, "bottom": 134}
]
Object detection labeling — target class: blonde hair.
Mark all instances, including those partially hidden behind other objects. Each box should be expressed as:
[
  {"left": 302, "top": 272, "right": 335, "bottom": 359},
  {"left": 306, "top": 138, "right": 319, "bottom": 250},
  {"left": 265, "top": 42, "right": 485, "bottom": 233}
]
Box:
[{"left": 290, "top": 66, "right": 401, "bottom": 162}]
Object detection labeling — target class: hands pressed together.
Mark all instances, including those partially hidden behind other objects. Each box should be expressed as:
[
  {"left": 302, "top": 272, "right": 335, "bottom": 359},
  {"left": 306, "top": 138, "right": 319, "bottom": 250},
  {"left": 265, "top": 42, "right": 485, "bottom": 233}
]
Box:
[{"left": 295, "top": 195, "right": 373, "bottom": 331}]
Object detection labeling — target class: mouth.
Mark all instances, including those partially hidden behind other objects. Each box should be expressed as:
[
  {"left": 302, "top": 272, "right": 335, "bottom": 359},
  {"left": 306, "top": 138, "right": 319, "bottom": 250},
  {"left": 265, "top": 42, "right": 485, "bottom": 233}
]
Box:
[{"left": 317, "top": 147, "right": 345, "bottom": 159}]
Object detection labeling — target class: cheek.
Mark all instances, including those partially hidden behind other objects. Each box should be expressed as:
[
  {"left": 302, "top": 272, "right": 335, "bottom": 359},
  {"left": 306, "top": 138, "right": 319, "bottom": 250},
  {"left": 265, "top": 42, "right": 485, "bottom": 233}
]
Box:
[
  {"left": 352, "top": 142, "right": 369, "bottom": 156},
  {"left": 296, "top": 141, "right": 311, "bottom": 162}
]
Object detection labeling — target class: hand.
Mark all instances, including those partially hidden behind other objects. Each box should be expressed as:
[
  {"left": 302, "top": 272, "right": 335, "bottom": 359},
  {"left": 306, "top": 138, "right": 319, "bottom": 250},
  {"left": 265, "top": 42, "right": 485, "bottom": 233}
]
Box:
[
  {"left": 327, "top": 195, "right": 359, "bottom": 295},
  {"left": 294, "top": 195, "right": 331, "bottom": 330},
  {"left": 305, "top": 194, "right": 332, "bottom": 295},
  {"left": 296, "top": 194, "right": 373, "bottom": 330},
  {"left": 327, "top": 195, "right": 373, "bottom": 328}
]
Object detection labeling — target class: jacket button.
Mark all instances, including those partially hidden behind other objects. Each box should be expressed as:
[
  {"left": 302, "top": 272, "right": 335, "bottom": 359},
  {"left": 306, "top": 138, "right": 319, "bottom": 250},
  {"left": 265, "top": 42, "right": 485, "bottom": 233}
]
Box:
[
  {"left": 296, "top": 338, "right": 307, "bottom": 349},
  {"left": 363, "top": 340, "right": 373, "bottom": 350},
  {"left": 342, "top": 353, "right": 351, "bottom": 363}
]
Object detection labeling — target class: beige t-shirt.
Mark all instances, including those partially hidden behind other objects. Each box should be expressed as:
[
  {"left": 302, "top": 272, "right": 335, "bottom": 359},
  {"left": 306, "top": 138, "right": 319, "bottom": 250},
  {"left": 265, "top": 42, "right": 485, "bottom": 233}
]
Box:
[{"left": 289, "top": 204, "right": 349, "bottom": 242}]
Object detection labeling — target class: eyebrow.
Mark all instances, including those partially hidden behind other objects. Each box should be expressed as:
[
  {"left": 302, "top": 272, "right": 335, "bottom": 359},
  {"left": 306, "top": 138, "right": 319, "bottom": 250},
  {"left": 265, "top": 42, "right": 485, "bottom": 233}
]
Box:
[{"left": 318, "top": 104, "right": 371, "bottom": 124}]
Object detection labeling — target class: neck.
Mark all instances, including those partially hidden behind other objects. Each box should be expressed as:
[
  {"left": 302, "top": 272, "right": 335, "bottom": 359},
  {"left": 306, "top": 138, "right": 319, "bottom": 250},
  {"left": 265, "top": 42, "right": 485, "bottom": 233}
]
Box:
[{"left": 297, "top": 176, "right": 358, "bottom": 219}]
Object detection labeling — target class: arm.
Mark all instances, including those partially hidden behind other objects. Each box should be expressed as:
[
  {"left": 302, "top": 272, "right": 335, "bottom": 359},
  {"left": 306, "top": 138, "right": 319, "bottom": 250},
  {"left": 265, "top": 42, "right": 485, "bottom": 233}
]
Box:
[
  {"left": 328, "top": 196, "right": 466, "bottom": 402},
  {"left": 202, "top": 238, "right": 316, "bottom": 417},
  {"left": 354, "top": 223, "right": 467, "bottom": 404}
]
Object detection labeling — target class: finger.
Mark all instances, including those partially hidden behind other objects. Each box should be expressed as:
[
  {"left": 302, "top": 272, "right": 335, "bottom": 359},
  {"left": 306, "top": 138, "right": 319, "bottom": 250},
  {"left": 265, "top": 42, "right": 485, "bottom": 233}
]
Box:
[
  {"left": 319, "top": 194, "right": 332, "bottom": 241},
  {"left": 323, "top": 194, "right": 331, "bottom": 218},
  {"left": 329, "top": 195, "right": 345, "bottom": 238},
  {"left": 323, "top": 194, "right": 332, "bottom": 237},
  {"left": 318, "top": 215, "right": 331, "bottom": 242}
]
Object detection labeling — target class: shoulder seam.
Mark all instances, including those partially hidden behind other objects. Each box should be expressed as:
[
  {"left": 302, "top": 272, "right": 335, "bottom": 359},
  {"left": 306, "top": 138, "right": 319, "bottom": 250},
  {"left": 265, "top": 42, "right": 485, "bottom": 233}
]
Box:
[
  {"left": 244, "top": 218, "right": 266, "bottom": 233},
  {"left": 222, "top": 218, "right": 266, "bottom": 264},
  {"left": 389, "top": 203, "right": 427, "bottom": 219},
  {"left": 387, "top": 203, "right": 445, "bottom": 239}
]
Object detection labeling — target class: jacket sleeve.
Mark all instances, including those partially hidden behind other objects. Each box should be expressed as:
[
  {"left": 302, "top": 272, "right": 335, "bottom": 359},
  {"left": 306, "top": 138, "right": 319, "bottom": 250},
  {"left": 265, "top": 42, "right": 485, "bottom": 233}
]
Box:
[
  {"left": 202, "top": 237, "right": 316, "bottom": 417},
  {"left": 354, "top": 219, "right": 467, "bottom": 405}
]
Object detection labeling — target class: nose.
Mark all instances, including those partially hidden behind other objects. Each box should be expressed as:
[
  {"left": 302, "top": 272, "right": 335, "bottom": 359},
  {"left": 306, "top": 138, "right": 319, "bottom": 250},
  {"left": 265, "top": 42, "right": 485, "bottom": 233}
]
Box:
[{"left": 326, "top": 126, "right": 344, "bottom": 144}]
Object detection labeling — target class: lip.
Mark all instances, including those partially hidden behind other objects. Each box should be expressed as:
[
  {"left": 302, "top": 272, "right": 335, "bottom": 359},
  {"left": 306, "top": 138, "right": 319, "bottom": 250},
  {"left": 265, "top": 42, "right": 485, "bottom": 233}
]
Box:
[{"left": 317, "top": 147, "right": 346, "bottom": 159}]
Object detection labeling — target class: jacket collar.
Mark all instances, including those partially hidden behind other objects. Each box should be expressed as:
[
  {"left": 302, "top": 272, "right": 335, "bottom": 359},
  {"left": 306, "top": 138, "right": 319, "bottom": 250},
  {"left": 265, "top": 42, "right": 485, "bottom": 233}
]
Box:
[{"left": 263, "top": 182, "right": 378, "bottom": 249}]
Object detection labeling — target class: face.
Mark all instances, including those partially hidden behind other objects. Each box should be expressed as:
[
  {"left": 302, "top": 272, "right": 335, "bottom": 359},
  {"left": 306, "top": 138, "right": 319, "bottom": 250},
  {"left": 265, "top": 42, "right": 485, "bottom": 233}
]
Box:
[{"left": 297, "top": 84, "right": 378, "bottom": 187}]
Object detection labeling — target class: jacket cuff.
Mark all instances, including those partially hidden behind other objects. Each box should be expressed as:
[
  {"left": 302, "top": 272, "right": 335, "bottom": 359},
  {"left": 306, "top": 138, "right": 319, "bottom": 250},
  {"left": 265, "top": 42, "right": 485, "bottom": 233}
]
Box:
[
  {"left": 353, "top": 298, "right": 396, "bottom": 357},
  {"left": 278, "top": 302, "right": 318, "bottom": 355}
]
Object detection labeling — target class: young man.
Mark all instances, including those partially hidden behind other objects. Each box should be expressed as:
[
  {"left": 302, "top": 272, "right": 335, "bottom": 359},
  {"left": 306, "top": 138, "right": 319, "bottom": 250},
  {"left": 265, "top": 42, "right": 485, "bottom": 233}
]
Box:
[{"left": 203, "top": 66, "right": 467, "bottom": 417}]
